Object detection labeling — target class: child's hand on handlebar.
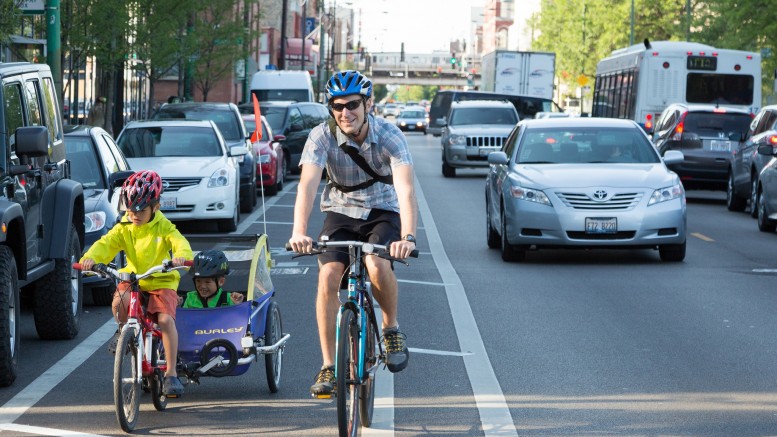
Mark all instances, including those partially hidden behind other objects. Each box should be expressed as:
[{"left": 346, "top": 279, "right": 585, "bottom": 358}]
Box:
[
  {"left": 230, "top": 292, "right": 245, "bottom": 304},
  {"left": 171, "top": 257, "right": 188, "bottom": 267},
  {"left": 80, "top": 258, "right": 95, "bottom": 271}
]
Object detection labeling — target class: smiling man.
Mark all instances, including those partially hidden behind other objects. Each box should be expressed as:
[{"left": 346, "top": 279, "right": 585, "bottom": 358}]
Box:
[{"left": 288, "top": 70, "right": 418, "bottom": 397}]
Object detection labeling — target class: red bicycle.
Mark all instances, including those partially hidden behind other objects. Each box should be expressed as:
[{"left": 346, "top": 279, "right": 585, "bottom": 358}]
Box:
[{"left": 74, "top": 260, "right": 191, "bottom": 432}]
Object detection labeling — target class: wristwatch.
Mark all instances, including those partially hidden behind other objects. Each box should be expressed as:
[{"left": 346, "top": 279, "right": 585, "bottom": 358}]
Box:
[{"left": 402, "top": 234, "right": 416, "bottom": 244}]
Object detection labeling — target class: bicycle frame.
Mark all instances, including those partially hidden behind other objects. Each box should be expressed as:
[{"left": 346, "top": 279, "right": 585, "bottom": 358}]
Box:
[{"left": 120, "top": 277, "right": 166, "bottom": 380}]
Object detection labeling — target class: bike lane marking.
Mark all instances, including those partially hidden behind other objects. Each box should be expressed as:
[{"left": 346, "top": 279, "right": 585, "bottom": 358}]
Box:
[
  {"left": 0, "top": 317, "right": 116, "bottom": 436},
  {"left": 364, "top": 307, "right": 394, "bottom": 436},
  {"left": 413, "top": 178, "right": 518, "bottom": 436}
]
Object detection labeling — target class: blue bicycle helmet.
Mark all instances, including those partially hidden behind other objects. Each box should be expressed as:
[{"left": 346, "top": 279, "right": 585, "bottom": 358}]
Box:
[{"left": 325, "top": 70, "right": 372, "bottom": 102}]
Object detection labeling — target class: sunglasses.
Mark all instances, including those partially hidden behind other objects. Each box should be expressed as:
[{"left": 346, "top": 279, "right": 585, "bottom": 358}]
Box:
[{"left": 330, "top": 100, "right": 362, "bottom": 112}]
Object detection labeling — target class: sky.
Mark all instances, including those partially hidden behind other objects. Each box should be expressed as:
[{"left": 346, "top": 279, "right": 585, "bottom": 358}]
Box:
[{"left": 349, "top": 0, "right": 484, "bottom": 54}]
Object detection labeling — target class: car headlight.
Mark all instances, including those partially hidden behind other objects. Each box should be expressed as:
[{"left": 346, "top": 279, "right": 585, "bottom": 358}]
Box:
[
  {"left": 258, "top": 154, "right": 272, "bottom": 164},
  {"left": 648, "top": 183, "right": 684, "bottom": 206},
  {"left": 208, "top": 168, "right": 232, "bottom": 188},
  {"left": 85, "top": 211, "right": 107, "bottom": 233},
  {"left": 448, "top": 134, "right": 467, "bottom": 145},
  {"left": 509, "top": 185, "right": 551, "bottom": 206}
]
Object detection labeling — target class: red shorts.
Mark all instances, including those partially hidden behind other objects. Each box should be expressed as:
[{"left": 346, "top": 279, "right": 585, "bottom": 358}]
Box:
[{"left": 114, "top": 282, "right": 178, "bottom": 320}]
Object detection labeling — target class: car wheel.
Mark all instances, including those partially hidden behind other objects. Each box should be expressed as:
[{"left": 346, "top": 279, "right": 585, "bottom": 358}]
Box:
[
  {"left": 750, "top": 176, "right": 759, "bottom": 218},
  {"left": 34, "top": 224, "right": 82, "bottom": 340},
  {"left": 423, "top": 130, "right": 427, "bottom": 136},
  {"left": 658, "top": 240, "right": 686, "bottom": 262},
  {"left": 757, "top": 190, "right": 776, "bottom": 232},
  {"left": 91, "top": 285, "right": 114, "bottom": 306},
  {"left": 0, "top": 245, "right": 20, "bottom": 387},
  {"left": 251, "top": 182, "right": 257, "bottom": 208},
  {"left": 500, "top": 207, "right": 525, "bottom": 262},
  {"left": 277, "top": 158, "right": 286, "bottom": 191},
  {"left": 486, "top": 193, "right": 499, "bottom": 249},
  {"left": 726, "top": 171, "right": 746, "bottom": 212},
  {"left": 442, "top": 155, "right": 456, "bottom": 178},
  {"left": 241, "top": 185, "right": 254, "bottom": 214}
]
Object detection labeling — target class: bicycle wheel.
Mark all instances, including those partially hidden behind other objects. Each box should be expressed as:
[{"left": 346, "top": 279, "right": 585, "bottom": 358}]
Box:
[
  {"left": 150, "top": 336, "right": 167, "bottom": 411},
  {"left": 359, "top": 306, "right": 377, "bottom": 427},
  {"left": 336, "top": 307, "right": 360, "bottom": 437},
  {"left": 264, "top": 301, "right": 283, "bottom": 393},
  {"left": 114, "top": 328, "right": 140, "bottom": 432}
]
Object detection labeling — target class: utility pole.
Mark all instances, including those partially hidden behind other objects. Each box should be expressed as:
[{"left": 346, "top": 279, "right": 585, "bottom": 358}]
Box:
[
  {"left": 243, "top": 0, "right": 250, "bottom": 103},
  {"left": 46, "top": 0, "right": 61, "bottom": 98},
  {"left": 280, "top": 0, "right": 288, "bottom": 70},
  {"left": 301, "top": 0, "right": 307, "bottom": 73}
]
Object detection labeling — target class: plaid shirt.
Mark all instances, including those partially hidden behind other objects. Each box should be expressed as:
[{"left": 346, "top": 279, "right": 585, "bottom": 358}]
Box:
[{"left": 300, "top": 115, "right": 413, "bottom": 219}]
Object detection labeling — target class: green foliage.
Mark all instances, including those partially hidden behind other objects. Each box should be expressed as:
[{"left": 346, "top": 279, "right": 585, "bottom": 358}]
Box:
[{"left": 0, "top": 0, "right": 19, "bottom": 45}]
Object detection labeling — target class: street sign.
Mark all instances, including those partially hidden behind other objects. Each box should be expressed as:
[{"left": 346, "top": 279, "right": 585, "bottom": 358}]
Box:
[
  {"left": 305, "top": 18, "right": 316, "bottom": 36},
  {"left": 18, "top": 0, "right": 44, "bottom": 15},
  {"left": 576, "top": 74, "right": 589, "bottom": 87}
]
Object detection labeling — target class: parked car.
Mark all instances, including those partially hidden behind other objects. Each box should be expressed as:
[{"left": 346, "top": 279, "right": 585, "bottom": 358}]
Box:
[
  {"left": 239, "top": 100, "right": 329, "bottom": 174},
  {"left": 153, "top": 102, "right": 256, "bottom": 213},
  {"left": 486, "top": 117, "right": 687, "bottom": 262},
  {"left": 652, "top": 103, "right": 751, "bottom": 190},
  {"left": 242, "top": 114, "right": 286, "bottom": 195},
  {"left": 441, "top": 100, "right": 519, "bottom": 177},
  {"left": 728, "top": 104, "right": 777, "bottom": 214},
  {"left": 116, "top": 119, "right": 246, "bottom": 232},
  {"left": 752, "top": 144, "right": 777, "bottom": 232},
  {"left": 395, "top": 106, "right": 428, "bottom": 134},
  {"left": 64, "top": 125, "right": 133, "bottom": 306}
]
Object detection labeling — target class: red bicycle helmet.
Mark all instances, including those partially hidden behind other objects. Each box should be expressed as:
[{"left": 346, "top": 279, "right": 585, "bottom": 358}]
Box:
[{"left": 121, "top": 170, "right": 163, "bottom": 212}]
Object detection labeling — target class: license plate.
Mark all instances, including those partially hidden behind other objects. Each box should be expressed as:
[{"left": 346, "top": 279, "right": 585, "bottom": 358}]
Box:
[
  {"left": 709, "top": 140, "right": 731, "bottom": 152},
  {"left": 585, "top": 217, "right": 617, "bottom": 234},
  {"left": 407, "top": 125, "right": 415, "bottom": 130},
  {"left": 160, "top": 196, "right": 177, "bottom": 211}
]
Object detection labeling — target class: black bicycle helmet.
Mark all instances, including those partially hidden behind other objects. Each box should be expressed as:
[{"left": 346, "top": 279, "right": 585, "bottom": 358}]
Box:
[{"left": 191, "top": 250, "right": 230, "bottom": 279}]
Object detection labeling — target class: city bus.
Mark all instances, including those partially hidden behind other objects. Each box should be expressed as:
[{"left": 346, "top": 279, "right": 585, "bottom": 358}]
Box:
[{"left": 592, "top": 40, "right": 761, "bottom": 132}]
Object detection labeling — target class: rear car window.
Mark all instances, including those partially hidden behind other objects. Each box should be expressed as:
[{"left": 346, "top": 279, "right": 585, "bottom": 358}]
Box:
[
  {"left": 450, "top": 107, "right": 518, "bottom": 126},
  {"left": 684, "top": 112, "right": 752, "bottom": 137}
]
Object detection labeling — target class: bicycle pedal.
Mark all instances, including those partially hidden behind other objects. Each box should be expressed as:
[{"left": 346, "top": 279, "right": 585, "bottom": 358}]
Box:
[
  {"left": 165, "top": 394, "right": 179, "bottom": 399},
  {"left": 312, "top": 393, "right": 333, "bottom": 399}
]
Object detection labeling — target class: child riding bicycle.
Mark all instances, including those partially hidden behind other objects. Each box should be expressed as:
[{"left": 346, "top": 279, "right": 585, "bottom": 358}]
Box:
[
  {"left": 180, "top": 249, "right": 245, "bottom": 308},
  {"left": 80, "top": 170, "right": 192, "bottom": 397}
]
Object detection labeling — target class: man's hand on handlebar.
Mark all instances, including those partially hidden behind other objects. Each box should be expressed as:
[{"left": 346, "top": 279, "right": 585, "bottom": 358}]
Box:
[
  {"left": 288, "top": 233, "right": 315, "bottom": 254},
  {"left": 390, "top": 240, "right": 416, "bottom": 260}
]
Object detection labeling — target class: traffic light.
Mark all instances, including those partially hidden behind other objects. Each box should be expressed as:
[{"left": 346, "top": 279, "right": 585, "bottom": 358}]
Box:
[{"left": 450, "top": 53, "right": 457, "bottom": 70}]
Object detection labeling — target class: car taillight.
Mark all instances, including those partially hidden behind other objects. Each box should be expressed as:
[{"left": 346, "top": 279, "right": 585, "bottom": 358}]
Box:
[
  {"left": 712, "top": 107, "right": 727, "bottom": 113},
  {"left": 769, "top": 135, "right": 777, "bottom": 145},
  {"left": 671, "top": 112, "right": 688, "bottom": 141},
  {"left": 645, "top": 113, "right": 653, "bottom": 130}
]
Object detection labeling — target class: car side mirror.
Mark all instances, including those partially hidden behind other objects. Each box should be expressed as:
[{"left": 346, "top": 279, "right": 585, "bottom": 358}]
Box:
[
  {"left": 229, "top": 145, "right": 249, "bottom": 156},
  {"left": 436, "top": 118, "right": 447, "bottom": 127},
  {"left": 757, "top": 144, "right": 776, "bottom": 156},
  {"left": 487, "top": 151, "right": 509, "bottom": 165},
  {"left": 662, "top": 150, "right": 684, "bottom": 165},
  {"left": 15, "top": 126, "right": 49, "bottom": 158}
]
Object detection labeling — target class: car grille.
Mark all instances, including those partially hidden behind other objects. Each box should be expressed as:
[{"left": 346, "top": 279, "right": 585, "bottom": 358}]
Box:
[
  {"left": 466, "top": 136, "right": 506, "bottom": 147},
  {"left": 556, "top": 192, "right": 642, "bottom": 210},
  {"left": 162, "top": 178, "right": 202, "bottom": 192},
  {"left": 566, "top": 231, "right": 637, "bottom": 240}
]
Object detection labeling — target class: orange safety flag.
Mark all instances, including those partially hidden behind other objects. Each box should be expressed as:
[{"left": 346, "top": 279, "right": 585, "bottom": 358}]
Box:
[{"left": 250, "top": 93, "right": 263, "bottom": 142}]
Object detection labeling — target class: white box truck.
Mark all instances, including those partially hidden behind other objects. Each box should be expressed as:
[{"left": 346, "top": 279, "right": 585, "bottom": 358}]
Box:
[
  {"left": 250, "top": 70, "right": 315, "bottom": 102},
  {"left": 480, "top": 50, "right": 556, "bottom": 101}
]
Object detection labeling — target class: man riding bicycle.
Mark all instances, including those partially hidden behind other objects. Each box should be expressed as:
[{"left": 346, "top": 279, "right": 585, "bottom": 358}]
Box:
[{"left": 288, "top": 70, "right": 418, "bottom": 397}]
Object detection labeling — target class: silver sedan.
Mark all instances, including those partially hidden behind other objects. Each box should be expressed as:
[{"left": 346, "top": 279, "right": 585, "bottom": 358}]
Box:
[{"left": 485, "top": 118, "right": 687, "bottom": 262}]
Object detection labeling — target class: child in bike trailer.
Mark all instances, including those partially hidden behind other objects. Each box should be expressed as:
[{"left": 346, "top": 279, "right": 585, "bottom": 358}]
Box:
[
  {"left": 179, "top": 250, "right": 245, "bottom": 308},
  {"left": 79, "top": 170, "right": 192, "bottom": 397}
]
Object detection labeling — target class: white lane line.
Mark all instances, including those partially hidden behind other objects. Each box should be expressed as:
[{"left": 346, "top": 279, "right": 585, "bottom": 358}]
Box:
[
  {"left": 0, "top": 318, "right": 117, "bottom": 426},
  {"left": 409, "top": 347, "right": 473, "bottom": 357},
  {"left": 414, "top": 179, "right": 518, "bottom": 436},
  {"left": 753, "top": 269, "right": 777, "bottom": 273},
  {"left": 397, "top": 279, "right": 447, "bottom": 286},
  {"left": 364, "top": 308, "right": 394, "bottom": 436},
  {"left": 0, "top": 423, "right": 109, "bottom": 436}
]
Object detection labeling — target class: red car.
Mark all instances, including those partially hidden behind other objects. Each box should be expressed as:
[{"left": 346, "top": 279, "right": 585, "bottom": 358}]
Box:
[{"left": 242, "top": 114, "right": 286, "bottom": 195}]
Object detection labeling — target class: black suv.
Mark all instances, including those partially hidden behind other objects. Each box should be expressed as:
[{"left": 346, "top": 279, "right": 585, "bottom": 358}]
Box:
[
  {"left": 0, "top": 62, "right": 86, "bottom": 386},
  {"left": 239, "top": 101, "right": 329, "bottom": 174},
  {"left": 652, "top": 103, "right": 752, "bottom": 190},
  {"left": 728, "top": 105, "right": 777, "bottom": 214},
  {"left": 153, "top": 102, "right": 257, "bottom": 213}
]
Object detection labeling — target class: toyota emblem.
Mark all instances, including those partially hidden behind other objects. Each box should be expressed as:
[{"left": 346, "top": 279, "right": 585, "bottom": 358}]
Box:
[
  {"left": 592, "top": 189, "right": 608, "bottom": 201},
  {"left": 162, "top": 180, "right": 170, "bottom": 191}
]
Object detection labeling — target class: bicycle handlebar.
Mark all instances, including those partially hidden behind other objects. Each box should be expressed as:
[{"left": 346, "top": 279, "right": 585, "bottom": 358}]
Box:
[
  {"left": 73, "top": 260, "right": 193, "bottom": 282},
  {"left": 285, "top": 240, "right": 419, "bottom": 259}
]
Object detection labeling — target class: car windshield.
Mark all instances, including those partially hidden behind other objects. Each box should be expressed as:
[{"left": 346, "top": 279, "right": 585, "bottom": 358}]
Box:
[
  {"left": 450, "top": 108, "right": 518, "bottom": 126},
  {"left": 683, "top": 112, "right": 752, "bottom": 137},
  {"left": 65, "top": 137, "right": 104, "bottom": 188},
  {"left": 117, "top": 126, "right": 223, "bottom": 158},
  {"left": 517, "top": 127, "right": 660, "bottom": 164},
  {"left": 262, "top": 107, "right": 286, "bottom": 133},
  {"left": 155, "top": 108, "right": 242, "bottom": 140},
  {"left": 399, "top": 111, "right": 425, "bottom": 118}
]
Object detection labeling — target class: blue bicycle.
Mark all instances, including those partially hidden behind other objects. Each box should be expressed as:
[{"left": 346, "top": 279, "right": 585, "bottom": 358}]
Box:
[{"left": 288, "top": 239, "right": 417, "bottom": 437}]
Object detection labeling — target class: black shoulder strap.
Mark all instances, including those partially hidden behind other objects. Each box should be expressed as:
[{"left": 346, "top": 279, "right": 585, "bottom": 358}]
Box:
[
  {"left": 198, "top": 288, "right": 229, "bottom": 308},
  {"left": 326, "top": 119, "right": 393, "bottom": 193}
]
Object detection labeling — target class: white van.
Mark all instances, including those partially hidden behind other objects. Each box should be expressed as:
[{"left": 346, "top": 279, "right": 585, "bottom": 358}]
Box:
[{"left": 251, "top": 70, "right": 315, "bottom": 103}]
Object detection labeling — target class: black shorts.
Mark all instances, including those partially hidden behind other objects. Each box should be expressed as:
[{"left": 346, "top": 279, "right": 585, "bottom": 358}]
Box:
[{"left": 318, "top": 209, "right": 401, "bottom": 265}]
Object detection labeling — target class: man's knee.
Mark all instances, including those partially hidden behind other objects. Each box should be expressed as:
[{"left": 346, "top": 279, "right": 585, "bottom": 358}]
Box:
[{"left": 319, "top": 262, "right": 346, "bottom": 291}]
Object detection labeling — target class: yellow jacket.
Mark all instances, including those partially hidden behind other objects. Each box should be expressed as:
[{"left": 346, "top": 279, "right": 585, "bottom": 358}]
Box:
[{"left": 81, "top": 212, "right": 193, "bottom": 291}]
